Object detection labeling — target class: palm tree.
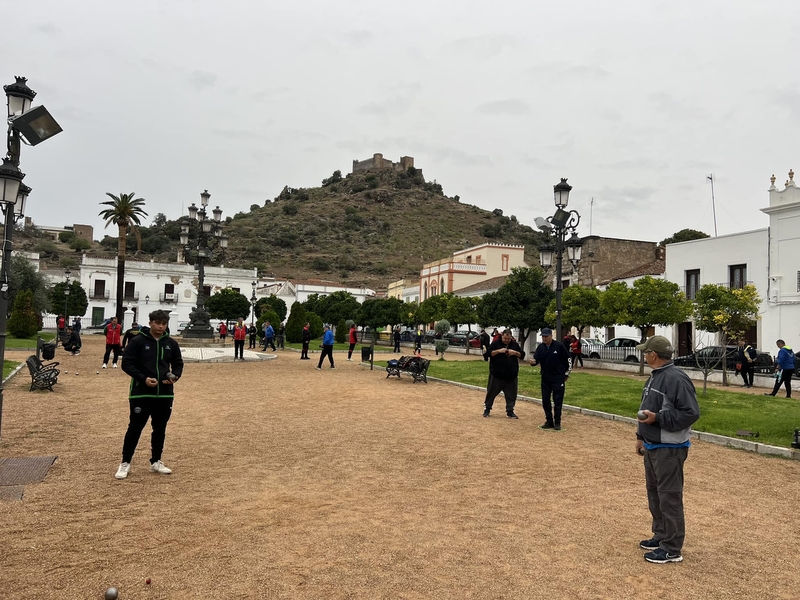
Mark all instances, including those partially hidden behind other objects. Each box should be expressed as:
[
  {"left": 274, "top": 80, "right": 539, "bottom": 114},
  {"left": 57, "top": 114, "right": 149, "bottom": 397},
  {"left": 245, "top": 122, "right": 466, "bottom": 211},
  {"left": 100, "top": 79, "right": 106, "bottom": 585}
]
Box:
[{"left": 99, "top": 193, "right": 148, "bottom": 321}]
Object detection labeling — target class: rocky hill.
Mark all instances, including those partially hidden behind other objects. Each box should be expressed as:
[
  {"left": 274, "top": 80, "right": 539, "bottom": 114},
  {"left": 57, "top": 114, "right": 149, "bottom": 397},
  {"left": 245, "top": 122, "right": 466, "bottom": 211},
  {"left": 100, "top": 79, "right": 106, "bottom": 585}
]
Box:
[{"left": 17, "top": 166, "right": 547, "bottom": 288}]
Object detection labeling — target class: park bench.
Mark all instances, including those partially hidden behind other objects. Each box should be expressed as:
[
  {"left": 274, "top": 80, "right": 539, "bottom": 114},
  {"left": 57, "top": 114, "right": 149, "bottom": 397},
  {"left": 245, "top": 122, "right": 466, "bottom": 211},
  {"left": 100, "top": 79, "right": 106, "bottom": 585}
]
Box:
[
  {"left": 25, "top": 355, "right": 60, "bottom": 392},
  {"left": 386, "top": 356, "right": 430, "bottom": 384}
]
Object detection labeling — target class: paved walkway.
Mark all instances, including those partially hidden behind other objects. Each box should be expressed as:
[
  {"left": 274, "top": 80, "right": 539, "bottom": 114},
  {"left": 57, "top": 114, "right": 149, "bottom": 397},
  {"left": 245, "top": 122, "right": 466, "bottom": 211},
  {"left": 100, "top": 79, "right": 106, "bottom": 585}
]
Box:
[{"left": 180, "top": 347, "right": 275, "bottom": 362}]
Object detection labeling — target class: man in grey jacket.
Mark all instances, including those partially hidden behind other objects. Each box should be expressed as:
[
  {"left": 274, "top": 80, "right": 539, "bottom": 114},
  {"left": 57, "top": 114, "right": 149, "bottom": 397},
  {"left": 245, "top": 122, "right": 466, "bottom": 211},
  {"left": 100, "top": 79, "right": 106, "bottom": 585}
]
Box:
[{"left": 635, "top": 336, "right": 700, "bottom": 564}]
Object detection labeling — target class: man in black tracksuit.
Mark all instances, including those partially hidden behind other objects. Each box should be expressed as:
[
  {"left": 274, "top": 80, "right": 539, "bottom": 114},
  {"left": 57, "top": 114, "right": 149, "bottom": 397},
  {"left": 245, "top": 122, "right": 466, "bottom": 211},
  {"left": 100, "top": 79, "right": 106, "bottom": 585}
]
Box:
[
  {"left": 115, "top": 309, "right": 184, "bottom": 480},
  {"left": 301, "top": 322, "right": 311, "bottom": 359},
  {"left": 529, "top": 327, "right": 571, "bottom": 430},
  {"left": 483, "top": 329, "right": 525, "bottom": 418}
]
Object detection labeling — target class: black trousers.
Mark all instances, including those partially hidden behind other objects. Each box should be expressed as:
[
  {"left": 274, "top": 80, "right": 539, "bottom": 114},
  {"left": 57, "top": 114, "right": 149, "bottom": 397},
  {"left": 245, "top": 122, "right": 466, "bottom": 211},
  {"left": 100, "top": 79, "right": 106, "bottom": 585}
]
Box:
[
  {"left": 484, "top": 375, "right": 518, "bottom": 413},
  {"left": 301, "top": 342, "right": 309, "bottom": 358},
  {"left": 121, "top": 398, "right": 174, "bottom": 463},
  {"left": 541, "top": 379, "right": 566, "bottom": 426},
  {"left": 64, "top": 343, "right": 80, "bottom": 353},
  {"left": 771, "top": 369, "right": 793, "bottom": 397},
  {"left": 103, "top": 344, "right": 122, "bottom": 365},
  {"left": 249, "top": 334, "right": 257, "bottom": 348},
  {"left": 740, "top": 363, "right": 754, "bottom": 386},
  {"left": 318, "top": 344, "right": 334, "bottom": 368},
  {"left": 264, "top": 337, "right": 276, "bottom": 351},
  {"left": 393, "top": 340, "right": 400, "bottom": 352},
  {"left": 348, "top": 343, "right": 356, "bottom": 359},
  {"left": 644, "top": 446, "right": 689, "bottom": 554},
  {"left": 234, "top": 339, "right": 245, "bottom": 359},
  {"left": 570, "top": 352, "right": 584, "bottom": 368}
]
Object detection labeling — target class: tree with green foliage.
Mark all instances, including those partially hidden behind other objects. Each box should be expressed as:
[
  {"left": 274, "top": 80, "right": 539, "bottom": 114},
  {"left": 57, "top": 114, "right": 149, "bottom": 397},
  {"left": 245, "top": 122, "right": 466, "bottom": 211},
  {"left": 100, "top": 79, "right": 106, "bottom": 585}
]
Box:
[
  {"left": 546, "top": 285, "right": 603, "bottom": 339},
  {"left": 8, "top": 255, "right": 50, "bottom": 319},
  {"left": 599, "top": 282, "right": 631, "bottom": 329},
  {"left": 49, "top": 280, "right": 89, "bottom": 322},
  {"left": 660, "top": 229, "right": 710, "bottom": 245},
  {"left": 478, "top": 267, "right": 554, "bottom": 349},
  {"left": 434, "top": 318, "right": 451, "bottom": 359},
  {"left": 8, "top": 289, "right": 39, "bottom": 338},
  {"left": 446, "top": 296, "right": 478, "bottom": 354},
  {"left": 315, "top": 291, "right": 360, "bottom": 325},
  {"left": 302, "top": 293, "right": 322, "bottom": 315},
  {"left": 285, "top": 302, "right": 307, "bottom": 343},
  {"left": 69, "top": 237, "right": 92, "bottom": 251},
  {"left": 205, "top": 288, "right": 251, "bottom": 323},
  {"left": 693, "top": 283, "right": 761, "bottom": 386},
  {"left": 417, "top": 293, "right": 452, "bottom": 325},
  {"left": 357, "top": 298, "right": 402, "bottom": 367},
  {"left": 255, "top": 294, "right": 287, "bottom": 323},
  {"left": 399, "top": 302, "right": 418, "bottom": 328},
  {"left": 306, "top": 312, "right": 324, "bottom": 339},
  {"left": 335, "top": 319, "right": 347, "bottom": 344},
  {"left": 256, "top": 309, "right": 281, "bottom": 339},
  {"left": 99, "top": 192, "right": 148, "bottom": 321}
]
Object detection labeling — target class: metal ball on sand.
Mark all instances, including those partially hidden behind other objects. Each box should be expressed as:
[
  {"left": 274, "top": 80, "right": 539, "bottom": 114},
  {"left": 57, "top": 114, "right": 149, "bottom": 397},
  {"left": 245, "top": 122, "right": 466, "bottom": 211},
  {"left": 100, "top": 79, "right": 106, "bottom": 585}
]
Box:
[{"left": 105, "top": 588, "right": 118, "bottom": 600}]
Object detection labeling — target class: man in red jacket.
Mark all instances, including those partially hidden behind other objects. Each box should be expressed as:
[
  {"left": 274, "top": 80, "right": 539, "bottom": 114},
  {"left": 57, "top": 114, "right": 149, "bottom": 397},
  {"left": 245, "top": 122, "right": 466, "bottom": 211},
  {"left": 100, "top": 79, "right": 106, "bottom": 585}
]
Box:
[
  {"left": 103, "top": 316, "right": 123, "bottom": 369},
  {"left": 347, "top": 324, "right": 358, "bottom": 361},
  {"left": 232, "top": 317, "right": 248, "bottom": 360}
]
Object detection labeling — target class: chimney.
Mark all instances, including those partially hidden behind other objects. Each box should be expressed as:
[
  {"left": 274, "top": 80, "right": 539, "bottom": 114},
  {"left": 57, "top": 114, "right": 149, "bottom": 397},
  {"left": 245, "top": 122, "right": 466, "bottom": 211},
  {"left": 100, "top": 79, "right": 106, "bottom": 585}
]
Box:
[{"left": 656, "top": 245, "right": 666, "bottom": 260}]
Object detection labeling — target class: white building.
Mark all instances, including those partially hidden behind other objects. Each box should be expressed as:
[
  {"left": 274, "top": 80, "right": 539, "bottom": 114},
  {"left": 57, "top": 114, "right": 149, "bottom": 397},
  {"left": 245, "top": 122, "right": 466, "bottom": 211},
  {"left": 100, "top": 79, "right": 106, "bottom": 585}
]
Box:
[{"left": 664, "top": 170, "right": 800, "bottom": 355}]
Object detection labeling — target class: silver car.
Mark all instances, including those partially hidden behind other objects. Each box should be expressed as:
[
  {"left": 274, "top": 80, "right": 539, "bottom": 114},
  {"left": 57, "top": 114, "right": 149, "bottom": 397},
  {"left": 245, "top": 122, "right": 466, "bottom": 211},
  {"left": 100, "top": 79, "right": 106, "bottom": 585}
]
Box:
[{"left": 585, "top": 337, "right": 642, "bottom": 363}]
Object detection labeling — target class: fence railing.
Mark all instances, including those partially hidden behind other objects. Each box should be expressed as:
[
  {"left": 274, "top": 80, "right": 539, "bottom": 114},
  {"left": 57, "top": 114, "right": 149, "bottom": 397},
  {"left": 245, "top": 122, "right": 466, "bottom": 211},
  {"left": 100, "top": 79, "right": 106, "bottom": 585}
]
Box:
[
  {"left": 89, "top": 290, "right": 110, "bottom": 299},
  {"left": 159, "top": 293, "right": 178, "bottom": 303}
]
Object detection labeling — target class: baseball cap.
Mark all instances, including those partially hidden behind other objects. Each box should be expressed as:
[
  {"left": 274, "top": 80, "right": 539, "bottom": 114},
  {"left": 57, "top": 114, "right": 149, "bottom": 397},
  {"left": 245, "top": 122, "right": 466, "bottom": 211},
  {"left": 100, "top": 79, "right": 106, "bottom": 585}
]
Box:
[
  {"left": 636, "top": 336, "right": 674, "bottom": 355},
  {"left": 541, "top": 328, "right": 553, "bottom": 336}
]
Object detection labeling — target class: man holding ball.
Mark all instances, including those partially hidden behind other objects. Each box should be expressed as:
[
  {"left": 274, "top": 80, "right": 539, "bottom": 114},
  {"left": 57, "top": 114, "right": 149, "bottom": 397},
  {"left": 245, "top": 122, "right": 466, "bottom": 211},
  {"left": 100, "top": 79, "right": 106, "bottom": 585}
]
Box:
[{"left": 635, "top": 336, "right": 700, "bottom": 564}]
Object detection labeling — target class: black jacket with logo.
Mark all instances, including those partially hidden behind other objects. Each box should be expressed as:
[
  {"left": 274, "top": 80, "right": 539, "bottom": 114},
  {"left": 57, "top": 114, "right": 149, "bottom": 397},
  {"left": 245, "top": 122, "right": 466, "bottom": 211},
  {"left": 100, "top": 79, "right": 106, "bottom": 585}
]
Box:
[
  {"left": 487, "top": 338, "right": 526, "bottom": 380},
  {"left": 121, "top": 327, "right": 184, "bottom": 400},
  {"left": 531, "top": 340, "right": 571, "bottom": 383}
]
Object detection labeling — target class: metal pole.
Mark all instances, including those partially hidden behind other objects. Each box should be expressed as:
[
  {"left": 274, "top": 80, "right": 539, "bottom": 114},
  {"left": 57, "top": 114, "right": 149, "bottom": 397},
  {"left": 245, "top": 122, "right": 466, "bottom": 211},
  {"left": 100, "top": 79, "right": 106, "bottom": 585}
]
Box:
[
  {"left": 555, "top": 226, "right": 564, "bottom": 338},
  {"left": 0, "top": 205, "right": 14, "bottom": 439}
]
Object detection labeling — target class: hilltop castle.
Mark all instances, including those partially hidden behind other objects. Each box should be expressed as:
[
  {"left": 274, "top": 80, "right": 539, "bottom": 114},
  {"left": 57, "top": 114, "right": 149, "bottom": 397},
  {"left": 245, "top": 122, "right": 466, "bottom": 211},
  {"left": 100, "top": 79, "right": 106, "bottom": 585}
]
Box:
[{"left": 351, "top": 153, "right": 414, "bottom": 174}]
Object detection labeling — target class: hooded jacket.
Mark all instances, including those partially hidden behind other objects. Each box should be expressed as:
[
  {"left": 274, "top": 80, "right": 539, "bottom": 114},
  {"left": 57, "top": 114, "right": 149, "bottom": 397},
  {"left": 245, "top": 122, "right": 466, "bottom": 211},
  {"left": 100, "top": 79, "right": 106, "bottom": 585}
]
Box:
[
  {"left": 637, "top": 361, "right": 700, "bottom": 445},
  {"left": 776, "top": 345, "right": 796, "bottom": 371},
  {"left": 121, "top": 327, "right": 184, "bottom": 400}
]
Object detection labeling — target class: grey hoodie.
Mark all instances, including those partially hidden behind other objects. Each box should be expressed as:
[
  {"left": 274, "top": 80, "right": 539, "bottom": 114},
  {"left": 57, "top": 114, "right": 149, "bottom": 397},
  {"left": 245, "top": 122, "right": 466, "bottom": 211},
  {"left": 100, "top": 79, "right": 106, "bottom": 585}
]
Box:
[{"left": 637, "top": 361, "right": 700, "bottom": 445}]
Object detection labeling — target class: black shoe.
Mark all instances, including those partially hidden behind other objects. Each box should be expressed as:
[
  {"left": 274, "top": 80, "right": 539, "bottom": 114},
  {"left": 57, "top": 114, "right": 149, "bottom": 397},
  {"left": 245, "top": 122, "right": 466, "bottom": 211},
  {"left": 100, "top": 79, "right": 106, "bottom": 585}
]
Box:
[
  {"left": 539, "top": 422, "right": 555, "bottom": 430},
  {"left": 764, "top": 393, "right": 774, "bottom": 396},
  {"left": 554, "top": 424, "right": 562, "bottom": 431},
  {"left": 640, "top": 538, "right": 660, "bottom": 551},
  {"left": 483, "top": 409, "right": 490, "bottom": 418},
  {"left": 644, "top": 548, "right": 683, "bottom": 563},
  {"left": 507, "top": 412, "right": 518, "bottom": 419}
]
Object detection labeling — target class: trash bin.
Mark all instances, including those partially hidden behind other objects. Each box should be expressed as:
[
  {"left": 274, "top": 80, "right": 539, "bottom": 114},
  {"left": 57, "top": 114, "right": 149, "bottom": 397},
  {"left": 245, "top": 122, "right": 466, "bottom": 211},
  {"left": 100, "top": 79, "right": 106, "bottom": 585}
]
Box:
[
  {"left": 361, "top": 347, "right": 372, "bottom": 362},
  {"left": 41, "top": 343, "right": 56, "bottom": 360}
]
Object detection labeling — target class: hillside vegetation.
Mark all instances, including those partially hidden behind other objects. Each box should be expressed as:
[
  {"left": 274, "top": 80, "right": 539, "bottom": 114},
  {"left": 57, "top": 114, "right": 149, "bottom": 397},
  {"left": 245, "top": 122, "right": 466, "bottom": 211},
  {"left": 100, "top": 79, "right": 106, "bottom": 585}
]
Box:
[{"left": 18, "top": 167, "right": 546, "bottom": 288}]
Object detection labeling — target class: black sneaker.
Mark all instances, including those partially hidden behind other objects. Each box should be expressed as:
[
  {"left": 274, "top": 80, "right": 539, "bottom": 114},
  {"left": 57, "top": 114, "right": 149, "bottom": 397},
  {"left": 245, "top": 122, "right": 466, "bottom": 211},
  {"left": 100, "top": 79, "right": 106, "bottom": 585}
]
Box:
[
  {"left": 538, "top": 422, "right": 555, "bottom": 430},
  {"left": 507, "top": 412, "right": 518, "bottom": 419},
  {"left": 483, "top": 409, "right": 490, "bottom": 418},
  {"left": 553, "top": 424, "right": 562, "bottom": 431},
  {"left": 644, "top": 548, "right": 683, "bottom": 563},
  {"left": 640, "top": 538, "right": 660, "bottom": 551}
]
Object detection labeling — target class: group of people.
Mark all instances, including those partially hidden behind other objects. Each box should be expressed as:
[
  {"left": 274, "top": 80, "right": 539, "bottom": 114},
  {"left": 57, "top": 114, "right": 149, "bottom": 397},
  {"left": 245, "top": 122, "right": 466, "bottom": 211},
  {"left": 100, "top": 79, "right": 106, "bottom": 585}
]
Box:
[
  {"left": 483, "top": 328, "right": 701, "bottom": 564},
  {"left": 736, "top": 338, "right": 795, "bottom": 397}
]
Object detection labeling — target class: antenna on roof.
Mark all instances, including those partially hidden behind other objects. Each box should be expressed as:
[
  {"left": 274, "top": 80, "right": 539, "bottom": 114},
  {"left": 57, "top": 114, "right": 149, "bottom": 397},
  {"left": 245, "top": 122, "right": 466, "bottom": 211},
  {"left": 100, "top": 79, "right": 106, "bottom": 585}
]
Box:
[
  {"left": 589, "top": 197, "right": 594, "bottom": 235},
  {"left": 707, "top": 174, "right": 718, "bottom": 236}
]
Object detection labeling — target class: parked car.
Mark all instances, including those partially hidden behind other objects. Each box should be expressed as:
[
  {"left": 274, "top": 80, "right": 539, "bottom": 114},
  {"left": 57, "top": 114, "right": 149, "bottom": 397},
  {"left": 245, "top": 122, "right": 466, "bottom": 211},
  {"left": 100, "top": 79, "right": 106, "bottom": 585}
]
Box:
[
  {"left": 673, "top": 346, "right": 774, "bottom": 374},
  {"left": 423, "top": 330, "right": 438, "bottom": 344},
  {"left": 444, "top": 331, "right": 482, "bottom": 348},
  {"left": 176, "top": 322, "right": 190, "bottom": 333},
  {"left": 399, "top": 330, "right": 416, "bottom": 342},
  {"left": 580, "top": 338, "right": 604, "bottom": 355},
  {"left": 585, "top": 337, "right": 642, "bottom": 363}
]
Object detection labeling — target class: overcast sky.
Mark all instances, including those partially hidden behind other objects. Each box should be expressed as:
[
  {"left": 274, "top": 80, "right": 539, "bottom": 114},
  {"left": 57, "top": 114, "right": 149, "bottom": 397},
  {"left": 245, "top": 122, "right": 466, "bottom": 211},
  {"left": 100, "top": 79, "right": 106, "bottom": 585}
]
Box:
[{"left": 3, "top": 0, "right": 798, "bottom": 245}]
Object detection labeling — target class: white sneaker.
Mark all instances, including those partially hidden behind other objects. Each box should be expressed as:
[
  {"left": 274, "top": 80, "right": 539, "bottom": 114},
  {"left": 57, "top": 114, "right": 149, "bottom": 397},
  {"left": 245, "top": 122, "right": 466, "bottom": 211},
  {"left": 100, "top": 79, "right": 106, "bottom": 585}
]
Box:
[
  {"left": 115, "top": 462, "right": 131, "bottom": 479},
  {"left": 102, "top": 364, "right": 107, "bottom": 369},
  {"left": 113, "top": 363, "right": 118, "bottom": 369},
  {"left": 347, "top": 358, "right": 352, "bottom": 361},
  {"left": 150, "top": 460, "right": 172, "bottom": 474}
]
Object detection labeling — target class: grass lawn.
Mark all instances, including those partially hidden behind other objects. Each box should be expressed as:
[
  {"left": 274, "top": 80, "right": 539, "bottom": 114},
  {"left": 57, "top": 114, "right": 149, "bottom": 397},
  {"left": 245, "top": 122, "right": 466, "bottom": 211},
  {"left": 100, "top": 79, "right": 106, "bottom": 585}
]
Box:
[
  {"left": 4, "top": 360, "right": 19, "bottom": 379},
  {"left": 284, "top": 341, "right": 394, "bottom": 353},
  {"left": 376, "top": 359, "right": 800, "bottom": 449},
  {"left": 6, "top": 332, "right": 56, "bottom": 349}
]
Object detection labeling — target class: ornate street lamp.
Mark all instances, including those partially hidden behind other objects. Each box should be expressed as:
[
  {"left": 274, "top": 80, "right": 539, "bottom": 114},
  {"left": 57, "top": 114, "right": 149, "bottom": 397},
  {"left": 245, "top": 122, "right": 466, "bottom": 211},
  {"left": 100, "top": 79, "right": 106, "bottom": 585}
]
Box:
[
  {"left": 537, "top": 178, "right": 583, "bottom": 338},
  {"left": 63, "top": 267, "right": 71, "bottom": 329},
  {"left": 0, "top": 76, "right": 62, "bottom": 440},
  {"left": 182, "top": 190, "right": 227, "bottom": 339},
  {"left": 250, "top": 281, "right": 257, "bottom": 326}
]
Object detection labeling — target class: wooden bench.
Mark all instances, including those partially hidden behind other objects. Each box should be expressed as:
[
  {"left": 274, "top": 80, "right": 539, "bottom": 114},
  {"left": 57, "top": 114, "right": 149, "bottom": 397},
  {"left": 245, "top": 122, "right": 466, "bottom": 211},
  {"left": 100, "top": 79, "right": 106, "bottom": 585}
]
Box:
[
  {"left": 25, "top": 355, "right": 60, "bottom": 392},
  {"left": 386, "top": 356, "right": 430, "bottom": 384}
]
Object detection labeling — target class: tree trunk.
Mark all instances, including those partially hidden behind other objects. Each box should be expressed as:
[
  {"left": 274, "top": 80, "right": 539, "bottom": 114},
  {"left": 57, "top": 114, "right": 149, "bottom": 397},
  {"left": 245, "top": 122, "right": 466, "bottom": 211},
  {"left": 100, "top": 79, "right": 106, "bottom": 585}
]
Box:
[
  {"left": 721, "top": 331, "right": 729, "bottom": 386},
  {"left": 466, "top": 324, "right": 471, "bottom": 355},
  {"left": 116, "top": 224, "right": 127, "bottom": 322},
  {"left": 638, "top": 327, "right": 647, "bottom": 376}
]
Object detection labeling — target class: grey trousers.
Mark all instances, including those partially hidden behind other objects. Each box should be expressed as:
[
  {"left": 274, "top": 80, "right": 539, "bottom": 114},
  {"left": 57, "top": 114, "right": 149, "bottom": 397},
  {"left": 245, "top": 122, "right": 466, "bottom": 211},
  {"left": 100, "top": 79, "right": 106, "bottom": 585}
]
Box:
[{"left": 644, "top": 446, "right": 689, "bottom": 553}]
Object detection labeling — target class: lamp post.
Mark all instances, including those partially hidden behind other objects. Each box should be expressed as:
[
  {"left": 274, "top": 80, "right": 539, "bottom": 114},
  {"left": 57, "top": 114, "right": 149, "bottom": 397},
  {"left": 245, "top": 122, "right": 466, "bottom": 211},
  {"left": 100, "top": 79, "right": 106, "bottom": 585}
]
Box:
[
  {"left": 63, "top": 267, "right": 71, "bottom": 328},
  {"left": 0, "top": 77, "right": 62, "bottom": 438},
  {"left": 250, "top": 281, "right": 257, "bottom": 326},
  {"left": 537, "top": 178, "right": 583, "bottom": 338},
  {"left": 180, "top": 190, "right": 229, "bottom": 339}
]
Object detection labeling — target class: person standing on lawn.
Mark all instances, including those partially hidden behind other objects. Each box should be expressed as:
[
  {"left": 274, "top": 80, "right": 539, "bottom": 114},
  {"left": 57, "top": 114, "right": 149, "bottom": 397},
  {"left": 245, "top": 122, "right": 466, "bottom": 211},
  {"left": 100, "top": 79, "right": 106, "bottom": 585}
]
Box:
[
  {"left": 635, "top": 335, "right": 700, "bottom": 564},
  {"left": 529, "top": 327, "right": 571, "bottom": 430},
  {"left": 348, "top": 324, "right": 359, "bottom": 361},
  {"left": 233, "top": 317, "right": 248, "bottom": 360},
  {"left": 301, "top": 322, "right": 311, "bottom": 359},
  {"left": 737, "top": 339, "right": 756, "bottom": 388},
  {"left": 483, "top": 328, "right": 525, "bottom": 419},
  {"left": 765, "top": 339, "right": 795, "bottom": 398},
  {"left": 317, "top": 324, "right": 335, "bottom": 370},
  {"left": 102, "top": 316, "right": 123, "bottom": 369},
  {"left": 570, "top": 335, "right": 584, "bottom": 369},
  {"left": 393, "top": 327, "right": 401, "bottom": 353},
  {"left": 115, "top": 309, "right": 184, "bottom": 480}
]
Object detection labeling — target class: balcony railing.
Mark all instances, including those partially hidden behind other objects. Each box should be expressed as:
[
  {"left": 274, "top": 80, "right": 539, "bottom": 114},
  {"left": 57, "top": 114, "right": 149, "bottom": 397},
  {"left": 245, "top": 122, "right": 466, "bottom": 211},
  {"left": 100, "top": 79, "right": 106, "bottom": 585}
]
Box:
[
  {"left": 89, "top": 290, "right": 110, "bottom": 299},
  {"left": 123, "top": 291, "right": 140, "bottom": 301},
  {"left": 680, "top": 280, "right": 753, "bottom": 296},
  {"left": 159, "top": 293, "right": 178, "bottom": 303}
]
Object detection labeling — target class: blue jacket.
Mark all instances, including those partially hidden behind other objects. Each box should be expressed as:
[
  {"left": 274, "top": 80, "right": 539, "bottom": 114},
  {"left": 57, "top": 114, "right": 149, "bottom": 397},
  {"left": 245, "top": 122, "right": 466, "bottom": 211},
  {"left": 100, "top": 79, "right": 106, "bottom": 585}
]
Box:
[
  {"left": 264, "top": 324, "right": 274, "bottom": 338},
  {"left": 323, "top": 330, "right": 335, "bottom": 345},
  {"left": 776, "top": 346, "right": 795, "bottom": 370}
]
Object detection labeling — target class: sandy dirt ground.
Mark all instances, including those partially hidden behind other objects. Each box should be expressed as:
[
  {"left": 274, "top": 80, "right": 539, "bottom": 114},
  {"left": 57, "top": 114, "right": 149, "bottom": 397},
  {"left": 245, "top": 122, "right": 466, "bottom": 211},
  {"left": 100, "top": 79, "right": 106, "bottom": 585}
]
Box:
[{"left": 1, "top": 336, "right": 798, "bottom": 599}]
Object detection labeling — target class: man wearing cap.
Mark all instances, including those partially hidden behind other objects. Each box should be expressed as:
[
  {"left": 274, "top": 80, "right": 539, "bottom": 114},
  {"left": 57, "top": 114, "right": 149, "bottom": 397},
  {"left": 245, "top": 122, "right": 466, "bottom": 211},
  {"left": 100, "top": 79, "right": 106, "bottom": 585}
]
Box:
[
  {"left": 483, "top": 328, "right": 525, "bottom": 418},
  {"left": 635, "top": 335, "right": 700, "bottom": 564},
  {"left": 529, "top": 327, "right": 571, "bottom": 430}
]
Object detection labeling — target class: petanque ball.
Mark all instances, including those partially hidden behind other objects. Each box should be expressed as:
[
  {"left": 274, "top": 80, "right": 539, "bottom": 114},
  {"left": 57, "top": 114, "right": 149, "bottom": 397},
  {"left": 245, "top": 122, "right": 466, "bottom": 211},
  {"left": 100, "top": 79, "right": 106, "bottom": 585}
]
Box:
[
  {"left": 105, "top": 588, "right": 119, "bottom": 600},
  {"left": 637, "top": 410, "right": 647, "bottom": 420},
  {"left": 97, "top": 371, "right": 100, "bottom": 374},
  {"left": 146, "top": 577, "right": 151, "bottom": 584}
]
